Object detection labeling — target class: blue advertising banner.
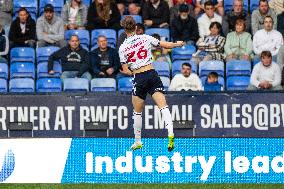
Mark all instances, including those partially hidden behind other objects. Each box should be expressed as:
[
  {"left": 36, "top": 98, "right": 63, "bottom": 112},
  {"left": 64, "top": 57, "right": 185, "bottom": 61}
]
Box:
[{"left": 0, "top": 92, "right": 284, "bottom": 137}]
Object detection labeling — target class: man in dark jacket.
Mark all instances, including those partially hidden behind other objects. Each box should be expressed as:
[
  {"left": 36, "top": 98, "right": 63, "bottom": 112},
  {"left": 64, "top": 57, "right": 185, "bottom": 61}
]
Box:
[
  {"left": 9, "top": 7, "right": 36, "bottom": 48},
  {"left": 277, "top": 10, "right": 284, "bottom": 37},
  {"left": 48, "top": 34, "right": 92, "bottom": 81},
  {"left": 142, "top": 0, "right": 170, "bottom": 28},
  {"left": 171, "top": 4, "right": 199, "bottom": 44},
  {"left": 90, "top": 35, "right": 120, "bottom": 78}
]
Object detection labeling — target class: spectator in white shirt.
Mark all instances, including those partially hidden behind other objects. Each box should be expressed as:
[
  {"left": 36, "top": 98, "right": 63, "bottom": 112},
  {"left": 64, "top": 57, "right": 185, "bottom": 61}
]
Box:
[
  {"left": 248, "top": 51, "right": 282, "bottom": 90},
  {"left": 197, "top": 1, "right": 222, "bottom": 38},
  {"left": 253, "top": 15, "right": 283, "bottom": 62},
  {"left": 169, "top": 62, "right": 203, "bottom": 91}
]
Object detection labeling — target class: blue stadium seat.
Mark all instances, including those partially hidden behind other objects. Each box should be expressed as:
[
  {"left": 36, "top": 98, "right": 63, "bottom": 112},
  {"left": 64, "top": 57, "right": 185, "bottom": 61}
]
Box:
[
  {"left": 63, "top": 78, "right": 89, "bottom": 92},
  {"left": 152, "top": 61, "right": 170, "bottom": 77},
  {"left": 83, "top": 0, "right": 91, "bottom": 6},
  {"left": 10, "top": 47, "right": 35, "bottom": 64},
  {"left": 0, "top": 79, "right": 7, "bottom": 93},
  {"left": 171, "top": 45, "right": 196, "bottom": 61},
  {"left": 91, "top": 78, "right": 116, "bottom": 92},
  {"left": 9, "top": 78, "right": 35, "bottom": 93},
  {"left": 65, "top": 30, "right": 90, "bottom": 50},
  {"left": 10, "top": 62, "right": 35, "bottom": 79},
  {"left": 37, "top": 62, "right": 62, "bottom": 78},
  {"left": 160, "top": 76, "right": 170, "bottom": 91},
  {"left": 39, "top": 0, "right": 64, "bottom": 15},
  {"left": 118, "top": 29, "right": 125, "bottom": 38},
  {"left": 226, "top": 60, "right": 251, "bottom": 76},
  {"left": 36, "top": 46, "right": 60, "bottom": 64},
  {"left": 13, "top": 0, "right": 38, "bottom": 18},
  {"left": 227, "top": 76, "right": 250, "bottom": 91},
  {"left": 199, "top": 60, "right": 224, "bottom": 77},
  {"left": 201, "top": 75, "right": 225, "bottom": 88},
  {"left": 121, "top": 15, "right": 142, "bottom": 24},
  {"left": 145, "top": 28, "right": 170, "bottom": 41},
  {"left": 91, "top": 29, "right": 116, "bottom": 50},
  {"left": 118, "top": 77, "right": 133, "bottom": 92},
  {"left": 224, "top": 0, "right": 248, "bottom": 12},
  {"left": 36, "top": 78, "right": 62, "bottom": 92},
  {"left": 172, "top": 60, "right": 198, "bottom": 77},
  {"left": 0, "top": 63, "right": 8, "bottom": 79},
  {"left": 250, "top": 0, "right": 259, "bottom": 13}
]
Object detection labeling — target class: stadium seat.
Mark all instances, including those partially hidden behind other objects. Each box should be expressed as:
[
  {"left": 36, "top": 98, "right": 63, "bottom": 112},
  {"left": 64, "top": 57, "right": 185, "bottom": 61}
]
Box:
[
  {"left": 226, "top": 76, "right": 250, "bottom": 91},
  {"left": 226, "top": 60, "right": 251, "bottom": 76},
  {"left": 172, "top": 60, "right": 198, "bottom": 77},
  {"left": 10, "top": 47, "right": 35, "bottom": 64},
  {"left": 118, "top": 29, "right": 125, "bottom": 38},
  {"left": 152, "top": 61, "right": 170, "bottom": 77},
  {"left": 37, "top": 62, "right": 62, "bottom": 78},
  {"left": 63, "top": 78, "right": 89, "bottom": 92},
  {"left": 224, "top": 0, "right": 248, "bottom": 12},
  {"left": 171, "top": 45, "right": 196, "bottom": 61},
  {"left": 91, "top": 29, "right": 116, "bottom": 50},
  {"left": 160, "top": 76, "right": 170, "bottom": 91},
  {"left": 199, "top": 60, "right": 224, "bottom": 77},
  {"left": 39, "top": 0, "right": 64, "bottom": 15},
  {"left": 65, "top": 30, "right": 90, "bottom": 50},
  {"left": 91, "top": 78, "right": 116, "bottom": 92},
  {"left": 9, "top": 78, "right": 35, "bottom": 93},
  {"left": 145, "top": 28, "right": 170, "bottom": 41},
  {"left": 0, "top": 63, "right": 8, "bottom": 79},
  {"left": 13, "top": 0, "right": 38, "bottom": 18},
  {"left": 36, "top": 46, "right": 60, "bottom": 64},
  {"left": 250, "top": 0, "right": 259, "bottom": 13},
  {"left": 83, "top": 0, "right": 91, "bottom": 6},
  {"left": 118, "top": 77, "right": 133, "bottom": 92},
  {"left": 10, "top": 62, "right": 35, "bottom": 79},
  {"left": 36, "top": 78, "right": 62, "bottom": 92},
  {"left": 0, "top": 79, "right": 7, "bottom": 93},
  {"left": 121, "top": 15, "right": 142, "bottom": 24},
  {"left": 201, "top": 75, "right": 225, "bottom": 88}
]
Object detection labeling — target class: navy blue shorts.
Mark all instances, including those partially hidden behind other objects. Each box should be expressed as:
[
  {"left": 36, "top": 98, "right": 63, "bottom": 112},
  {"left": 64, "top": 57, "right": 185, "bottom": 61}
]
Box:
[{"left": 132, "top": 69, "right": 165, "bottom": 100}]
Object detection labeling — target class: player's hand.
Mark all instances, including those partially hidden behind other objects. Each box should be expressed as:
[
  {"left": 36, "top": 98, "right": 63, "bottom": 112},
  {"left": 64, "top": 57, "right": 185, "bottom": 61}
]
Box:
[{"left": 48, "top": 70, "right": 55, "bottom": 75}]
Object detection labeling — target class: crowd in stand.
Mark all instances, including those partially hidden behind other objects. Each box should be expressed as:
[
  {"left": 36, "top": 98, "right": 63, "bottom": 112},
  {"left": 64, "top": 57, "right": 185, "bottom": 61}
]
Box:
[{"left": 0, "top": 0, "right": 284, "bottom": 92}]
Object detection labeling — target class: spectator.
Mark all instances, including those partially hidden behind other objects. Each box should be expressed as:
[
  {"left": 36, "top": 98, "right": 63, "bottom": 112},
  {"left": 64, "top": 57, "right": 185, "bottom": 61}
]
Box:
[
  {"left": 86, "top": 0, "right": 121, "bottom": 31},
  {"left": 117, "top": 0, "right": 141, "bottom": 15},
  {"left": 169, "top": 0, "right": 193, "bottom": 8},
  {"left": 203, "top": 71, "right": 222, "bottom": 91},
  {"left": 48, "top": 34, "right": 92, "bottom": 81},
  {"left": 117, "top": 23, "right": 145, "bottom": 49},
  {"left": 253, "top": 16, "right": 283, "bottom": 62},
  {"left": 222, "top": 0, "right": 251, "bottom": 36},
  {"left": 269, "top": 0, "right": 284, "bottom": 15},
  {"left": 128, "top": 3, "right": 141, "bottom": 15},
  {"left": 171, "top": 4, "right": 199, "bottom": 44},
  {"left": 61, "top": 0, "right": 88, "bottom": 30},
  {"left": 9, "top": 8, "right": 36, "bottom": 48},
  {"left": 197, "top": 1, "right": 222, "bottom": 38},
  {"left": 169, "top": 62, "right": 202, "bottom": 91},
  {"left": 277, "top": 45, "right": 284, "bottom": 70},
  {"left": 251, "top": 0, "right": 277, "bottom": 35},
  {"left": 224, "top": 19, "right": 253, "bottom": 61},
  {"left": 0, "top": 0, "right": 12, "bottom": 29},
  {"left": 277, "top": 3, "right": 284, "bottom": 37},
  {"left": 151, "top": 33, "right": 171, "bottom": 63},
  {"left": 193, "top": 22, "right": 225, "bottom": 63},
  {"left": 0, "top": 25, "right": 8, "bottom": 56},
  {"left": 170, "top": 0, "right": 194, "bottom": 22},
  {"left": 142, "top": 0, "right": 170, "bottom": 28},
  {"left": 248, "top": 51, "right": 282, "bottom": 90},
  {"left": 194, "top": 0, "right": 224, "bottom": 17},
  {"left": 90, "top": 36, "right": 120, "bottom": 78},
  {"left": 37, "top": 4, "right": 65, "bottom": 48}
]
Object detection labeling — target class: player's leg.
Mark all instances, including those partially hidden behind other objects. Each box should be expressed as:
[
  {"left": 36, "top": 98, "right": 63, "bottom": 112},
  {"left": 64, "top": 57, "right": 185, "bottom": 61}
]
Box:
[
  {"left": 130, "top": 95, "right": 144, "bottom": 150},
  {"left": 152, "top": 92, "right": 175, "bottom": 151}
]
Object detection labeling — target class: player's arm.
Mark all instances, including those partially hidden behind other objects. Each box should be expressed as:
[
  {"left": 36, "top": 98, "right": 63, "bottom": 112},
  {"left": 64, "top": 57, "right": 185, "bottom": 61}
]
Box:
[
  {"left": 120, "top": 63, "right": 133, "bottom": 76},
  {"left": 159, "top": 41, "right": 185, "bottom": 49}
]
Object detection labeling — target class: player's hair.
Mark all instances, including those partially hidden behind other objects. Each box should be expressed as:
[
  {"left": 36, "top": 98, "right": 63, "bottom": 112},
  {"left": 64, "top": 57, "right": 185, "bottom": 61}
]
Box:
[
  {"left": 121, "top": 16, "right": 136, "bottom": 34},
  {"left": 261, "top": 51, "right": 272, "bottom": 59},
  {"left": 182, "top": 62, "right": 192, "bottom": 69},
  {"left": 235, "top": 19, "right": 246, "bottom": 31},
  {"left": 204, "top": 1, "right": 214, "bottom": 8},
  {"left": 259, "top": 0, "right": 268, "bottom": 6},
  {"left": 208, "top": 72, "right": 219, "bottom": 79}
]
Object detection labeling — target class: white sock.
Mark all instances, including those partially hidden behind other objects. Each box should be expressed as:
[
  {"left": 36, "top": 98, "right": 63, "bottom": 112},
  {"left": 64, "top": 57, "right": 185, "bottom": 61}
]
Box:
[
  {"left": 133, "top": 111, "right": 142, "bottom": 143},
  {"left": 160, "top": 106, "right": 174, "bottom": 137}
]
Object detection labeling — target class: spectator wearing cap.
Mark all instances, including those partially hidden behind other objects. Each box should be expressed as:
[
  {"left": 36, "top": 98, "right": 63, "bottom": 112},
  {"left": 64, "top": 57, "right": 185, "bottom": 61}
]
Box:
[
  {"left": 171, "top": 4, "right": 199, "bottom": 44},
  {"left": 170, "top": 0, "right": 194, "bottom": 22},
  {"left": 36, "top": 4, "right": 66, "bottom": 48},
  {"left": 9, "top": 8, "right": 36, "bottom": 48}
]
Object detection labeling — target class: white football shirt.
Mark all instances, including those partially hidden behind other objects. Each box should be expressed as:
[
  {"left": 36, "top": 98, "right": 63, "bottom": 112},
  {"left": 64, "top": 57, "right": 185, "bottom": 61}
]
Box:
[{"left": 119, "top": 34, "right": 160, "bottom": 70}]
